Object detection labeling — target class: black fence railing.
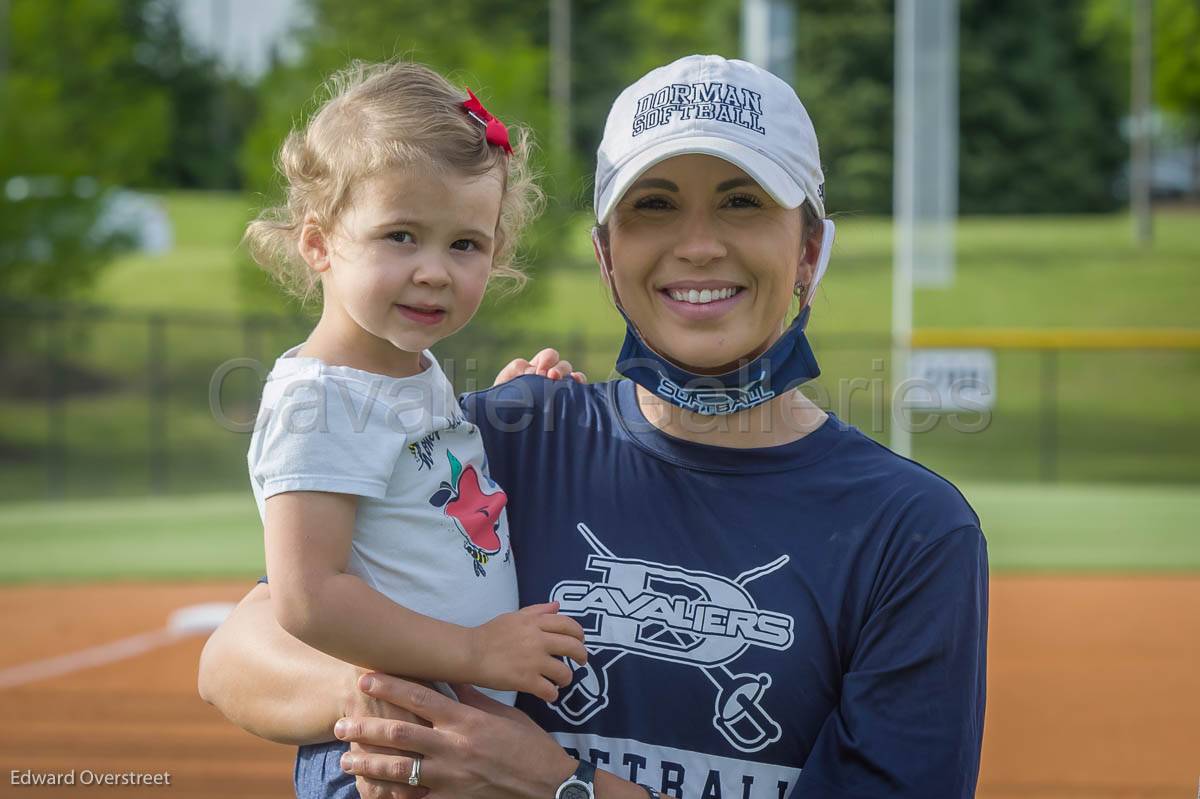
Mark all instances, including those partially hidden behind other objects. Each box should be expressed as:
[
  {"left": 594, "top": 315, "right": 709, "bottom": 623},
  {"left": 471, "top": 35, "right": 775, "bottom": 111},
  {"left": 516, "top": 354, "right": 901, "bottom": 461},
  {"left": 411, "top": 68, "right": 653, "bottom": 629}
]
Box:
[{"left": 1, "top": 300, "right": 1196, "bottom": 501}]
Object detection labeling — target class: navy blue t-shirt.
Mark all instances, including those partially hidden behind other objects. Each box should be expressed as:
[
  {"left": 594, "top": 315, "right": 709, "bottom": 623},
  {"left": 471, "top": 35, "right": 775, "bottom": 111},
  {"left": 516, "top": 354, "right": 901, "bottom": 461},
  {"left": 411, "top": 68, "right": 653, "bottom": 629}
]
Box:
[{"left": 294, "top": 377, "right": 988, "bottom": 798}]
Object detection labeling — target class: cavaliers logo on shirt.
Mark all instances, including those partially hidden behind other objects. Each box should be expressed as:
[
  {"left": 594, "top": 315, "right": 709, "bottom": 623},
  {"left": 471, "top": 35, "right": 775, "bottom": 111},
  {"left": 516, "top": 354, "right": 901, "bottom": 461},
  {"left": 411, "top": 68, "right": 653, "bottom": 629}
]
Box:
[
  {"left": 549, "top": 522, "right": 795, "bottom": 753},
  {"left": 429, "top": 450, "right": 508, "bottom": 576}
]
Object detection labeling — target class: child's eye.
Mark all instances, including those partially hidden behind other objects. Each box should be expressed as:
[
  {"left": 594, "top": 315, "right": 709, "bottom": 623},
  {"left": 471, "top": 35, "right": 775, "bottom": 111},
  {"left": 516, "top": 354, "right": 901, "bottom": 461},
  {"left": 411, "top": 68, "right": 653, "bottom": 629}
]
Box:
[
  {"left": 724, "top": 193, "right": 763, "bottom": 209},
  {"left": 450, "top": 239, "right": 478, "bottom": 252},
  {"left": 387, "top": 231, "right": 414, "bottom": 244}
]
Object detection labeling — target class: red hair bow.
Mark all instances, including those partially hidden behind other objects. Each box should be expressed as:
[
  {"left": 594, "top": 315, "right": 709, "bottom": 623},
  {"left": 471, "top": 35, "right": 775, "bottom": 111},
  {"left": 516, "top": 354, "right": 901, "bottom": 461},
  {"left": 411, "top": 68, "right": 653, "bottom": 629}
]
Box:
[{"left": 463, "top": 89, "right": 513, "bottom": 155}]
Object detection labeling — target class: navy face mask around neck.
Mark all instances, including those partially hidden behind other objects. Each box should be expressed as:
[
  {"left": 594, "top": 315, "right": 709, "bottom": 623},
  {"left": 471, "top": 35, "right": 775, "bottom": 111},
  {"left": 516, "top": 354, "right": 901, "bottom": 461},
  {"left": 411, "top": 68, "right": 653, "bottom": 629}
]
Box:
[{"left": 599, "top": 219, "right": 836, "bottom": 417}]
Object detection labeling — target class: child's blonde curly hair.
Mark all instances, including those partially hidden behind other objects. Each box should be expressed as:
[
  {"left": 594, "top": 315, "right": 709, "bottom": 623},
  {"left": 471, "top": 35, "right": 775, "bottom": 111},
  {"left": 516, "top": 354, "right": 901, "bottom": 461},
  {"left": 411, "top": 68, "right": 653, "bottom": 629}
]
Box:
[{"left": 245, "top": 60, "right": 543, "bottom": 307}]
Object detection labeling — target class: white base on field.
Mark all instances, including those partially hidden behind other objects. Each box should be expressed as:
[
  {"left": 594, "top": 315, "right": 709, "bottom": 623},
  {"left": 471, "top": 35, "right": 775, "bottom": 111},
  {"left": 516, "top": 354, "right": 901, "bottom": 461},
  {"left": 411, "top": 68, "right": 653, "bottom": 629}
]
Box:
[{"left": 0, "top": 602, "right": 236, "bottom": 690}]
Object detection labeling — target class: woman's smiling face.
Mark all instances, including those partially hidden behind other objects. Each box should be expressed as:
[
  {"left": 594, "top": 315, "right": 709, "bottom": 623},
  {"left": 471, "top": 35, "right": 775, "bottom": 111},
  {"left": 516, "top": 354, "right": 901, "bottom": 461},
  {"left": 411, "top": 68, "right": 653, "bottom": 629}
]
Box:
[{"left": 604, "top": 154, "right": 812, "bottom": 373}]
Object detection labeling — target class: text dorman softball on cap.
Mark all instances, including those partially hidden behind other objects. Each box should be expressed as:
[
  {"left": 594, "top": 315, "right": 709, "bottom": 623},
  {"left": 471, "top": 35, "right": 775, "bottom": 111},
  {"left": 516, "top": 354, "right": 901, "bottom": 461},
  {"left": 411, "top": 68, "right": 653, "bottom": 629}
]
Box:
[{"left": 594, "top": 54, "right": 826, "bottom": 224}]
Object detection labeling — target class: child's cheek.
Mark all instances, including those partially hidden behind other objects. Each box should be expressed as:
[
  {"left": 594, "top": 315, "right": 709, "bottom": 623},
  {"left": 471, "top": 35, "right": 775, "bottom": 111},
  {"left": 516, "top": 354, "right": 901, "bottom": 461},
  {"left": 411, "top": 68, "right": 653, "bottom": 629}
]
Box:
[
  {"left": 359, "top": 255, "right": 407, "bottom": 297},
  {"left": 460, "top": 265, "right": 491, "bottom": 313}
]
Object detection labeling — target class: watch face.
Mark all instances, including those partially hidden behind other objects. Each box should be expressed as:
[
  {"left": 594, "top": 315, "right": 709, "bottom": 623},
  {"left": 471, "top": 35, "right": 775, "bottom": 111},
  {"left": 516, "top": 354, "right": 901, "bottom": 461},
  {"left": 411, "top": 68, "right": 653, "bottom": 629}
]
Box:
[{"left": 560, "top": 782, "right": 590, "bottom": 799}]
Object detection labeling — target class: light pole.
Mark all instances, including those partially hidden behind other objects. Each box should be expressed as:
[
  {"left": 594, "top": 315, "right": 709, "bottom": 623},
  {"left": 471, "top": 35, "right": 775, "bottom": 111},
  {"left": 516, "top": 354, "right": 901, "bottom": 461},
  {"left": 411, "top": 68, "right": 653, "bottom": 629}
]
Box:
[
  {"left": 550, "top": 0, "right": 572, "bottom": 181},
  {"left": 1131, "top": 0, "right": 1154, "bottom": 245},
  {"left": 892, "top": 0, "right": 959, "bottom": 457},
  {"left": 741, "top": 0, "right": 794, "bottom": 80}
]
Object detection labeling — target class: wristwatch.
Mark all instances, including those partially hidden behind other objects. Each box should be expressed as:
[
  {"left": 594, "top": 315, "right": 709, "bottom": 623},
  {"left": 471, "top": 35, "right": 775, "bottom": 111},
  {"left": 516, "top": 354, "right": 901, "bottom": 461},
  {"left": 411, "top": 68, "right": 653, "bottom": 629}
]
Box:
[{"left": 554, "top": 759, "right": 596, "bottom": 799}]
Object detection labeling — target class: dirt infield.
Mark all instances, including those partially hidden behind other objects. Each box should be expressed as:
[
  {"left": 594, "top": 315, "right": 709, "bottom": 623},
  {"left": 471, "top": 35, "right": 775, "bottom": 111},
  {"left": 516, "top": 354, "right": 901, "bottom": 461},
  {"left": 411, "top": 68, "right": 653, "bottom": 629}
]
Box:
[{"left": 0, "top": 576, "right": 1196, "bottom": 798}]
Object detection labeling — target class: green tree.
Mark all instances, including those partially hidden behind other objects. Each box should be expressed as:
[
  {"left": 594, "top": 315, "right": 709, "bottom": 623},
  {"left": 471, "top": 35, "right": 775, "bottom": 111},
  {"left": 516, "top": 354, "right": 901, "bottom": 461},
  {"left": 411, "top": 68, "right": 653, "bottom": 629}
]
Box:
[
  {"left": 1085, "top": 0, "right": 1200, "bottom": 195},
  {"left": 1, "top": 0, "right": 172, "bottom": 304},
  {"left": 1, "top": 0, "right": 170, "bottom": 184},
  {"left": 1154, "top": 0, "right": 1200, "bottom": 119},
  {"left": 958, "top": 0, "right": 1125, "bottom": 213},
  {"left": 139, "top": 3, "right": 259, "bottom": 189},
  {"left": 1086, "top": 0, "right": 1200, "bottom": 118},
  {"left": 795, "top": 0, "right": 1125, "bottom": 214},
  {"left": 793, "top": 0, "right": 895, "bottom": 215}
]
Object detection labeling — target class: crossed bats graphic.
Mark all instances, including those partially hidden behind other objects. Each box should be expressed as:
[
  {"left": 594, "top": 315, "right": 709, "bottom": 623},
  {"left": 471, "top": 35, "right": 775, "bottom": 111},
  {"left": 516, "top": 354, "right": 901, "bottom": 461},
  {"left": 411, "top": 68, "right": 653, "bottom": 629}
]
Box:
[{"left": 551, "top": 523, "right": 791, "bottom": 753}]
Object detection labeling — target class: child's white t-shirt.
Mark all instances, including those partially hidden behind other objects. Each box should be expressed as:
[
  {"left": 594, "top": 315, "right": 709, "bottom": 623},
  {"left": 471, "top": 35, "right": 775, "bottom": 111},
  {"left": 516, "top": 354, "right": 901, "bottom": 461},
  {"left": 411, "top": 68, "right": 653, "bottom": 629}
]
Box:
[{"left": 248, "top": 344, "right": 518, "bottom": 699}]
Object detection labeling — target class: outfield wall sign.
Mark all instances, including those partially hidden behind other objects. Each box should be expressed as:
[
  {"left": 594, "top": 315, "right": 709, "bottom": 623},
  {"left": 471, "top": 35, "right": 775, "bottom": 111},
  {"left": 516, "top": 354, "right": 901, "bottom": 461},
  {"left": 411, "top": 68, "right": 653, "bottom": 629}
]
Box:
[{"left": 907, "top": 348, "right": 995, "bottom": 411}]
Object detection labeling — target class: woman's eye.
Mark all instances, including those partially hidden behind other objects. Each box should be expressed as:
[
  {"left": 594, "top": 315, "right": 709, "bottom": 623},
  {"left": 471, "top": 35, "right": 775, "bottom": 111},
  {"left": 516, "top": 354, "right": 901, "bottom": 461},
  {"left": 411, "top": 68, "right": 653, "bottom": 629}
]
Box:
[
  {"left": 450, "top": 239, "right": 478, "bottom": 252},
  {"left": 388, "top": 231, "right": 414, "bottom": 244},
  {"left": 632, "top": 195, "right": 673, "bottom": 211},
  {"left": 725, "top": 193, "right": 763, "bottom": 209}
]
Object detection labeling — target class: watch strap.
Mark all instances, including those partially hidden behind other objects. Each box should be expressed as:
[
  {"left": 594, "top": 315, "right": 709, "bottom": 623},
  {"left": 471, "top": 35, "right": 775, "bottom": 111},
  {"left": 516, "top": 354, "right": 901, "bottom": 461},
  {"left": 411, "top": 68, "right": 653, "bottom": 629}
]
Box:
[
  {"left": 555, "top": 759, "right": 596, "bottom": 799},
  {"left": 572, "top": 759, "right": 597, "bottom": 785}
]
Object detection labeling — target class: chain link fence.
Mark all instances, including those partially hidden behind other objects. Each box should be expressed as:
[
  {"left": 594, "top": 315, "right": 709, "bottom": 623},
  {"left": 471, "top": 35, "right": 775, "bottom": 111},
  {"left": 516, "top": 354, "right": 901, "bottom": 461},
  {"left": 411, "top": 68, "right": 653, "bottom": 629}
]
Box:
[{"left": 1, "top": 301, "right": 1196, "bottom": 501}]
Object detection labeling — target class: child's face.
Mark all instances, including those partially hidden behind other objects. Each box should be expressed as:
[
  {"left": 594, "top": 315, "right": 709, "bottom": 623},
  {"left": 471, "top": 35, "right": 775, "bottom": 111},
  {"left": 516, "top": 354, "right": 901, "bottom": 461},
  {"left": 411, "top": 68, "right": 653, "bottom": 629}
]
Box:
[{"left": 320, "top": 165, "right": 504, "bottom": 357}]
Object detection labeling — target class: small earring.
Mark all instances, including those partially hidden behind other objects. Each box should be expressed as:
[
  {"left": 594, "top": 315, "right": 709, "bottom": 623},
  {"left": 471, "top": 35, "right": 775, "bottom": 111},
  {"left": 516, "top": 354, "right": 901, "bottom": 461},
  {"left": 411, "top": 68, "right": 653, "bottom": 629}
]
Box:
[{"left": 793, "top": 281, "right": 808, "bottom": 299}]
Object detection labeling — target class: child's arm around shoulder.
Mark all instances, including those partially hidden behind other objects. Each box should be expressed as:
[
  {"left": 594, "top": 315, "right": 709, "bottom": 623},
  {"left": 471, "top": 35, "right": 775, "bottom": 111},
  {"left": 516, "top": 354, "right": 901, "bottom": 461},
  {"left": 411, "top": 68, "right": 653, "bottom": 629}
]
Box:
[{"left": 264, "top": 490, "right": 587, "bottom": 702}]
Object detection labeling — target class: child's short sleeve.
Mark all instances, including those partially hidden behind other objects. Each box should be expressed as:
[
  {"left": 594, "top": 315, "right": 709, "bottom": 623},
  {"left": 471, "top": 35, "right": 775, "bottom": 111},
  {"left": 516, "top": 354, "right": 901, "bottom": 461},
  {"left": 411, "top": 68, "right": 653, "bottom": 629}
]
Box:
[{"left": 249, "top": 373, "right": 412, "bottom": 500}]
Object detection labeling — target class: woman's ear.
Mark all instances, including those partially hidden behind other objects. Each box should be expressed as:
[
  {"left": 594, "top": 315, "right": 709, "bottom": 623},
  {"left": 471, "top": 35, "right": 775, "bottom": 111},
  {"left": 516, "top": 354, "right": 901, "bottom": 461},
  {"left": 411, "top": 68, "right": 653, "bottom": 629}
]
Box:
[
  {"left": 592, "top": 226, "right": 614, "bottom": 288},
  {"left": 299, "top": 218, "right": 332, "bottom": 273},
  {"left": 592, "top": 226, "right": 624, "bottom": 308},
  {"left": 794, "top": 224, "right": 823, "bottom": 289},
  {"left": 796, "top": 220, "right": 836, "bottom": 309}
]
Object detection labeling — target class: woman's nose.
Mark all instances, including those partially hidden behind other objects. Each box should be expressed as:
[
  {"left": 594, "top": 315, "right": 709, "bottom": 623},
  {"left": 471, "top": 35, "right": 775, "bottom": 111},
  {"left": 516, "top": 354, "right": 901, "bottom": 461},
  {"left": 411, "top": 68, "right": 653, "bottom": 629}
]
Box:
[{"left": 672, "top": 210, "right": 727, "bottom": 266}]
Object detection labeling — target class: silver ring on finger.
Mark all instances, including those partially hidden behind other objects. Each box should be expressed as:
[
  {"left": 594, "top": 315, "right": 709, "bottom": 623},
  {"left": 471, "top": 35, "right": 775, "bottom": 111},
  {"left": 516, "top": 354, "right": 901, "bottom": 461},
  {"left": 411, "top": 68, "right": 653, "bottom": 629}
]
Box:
[{"left": 408, "top": 755, "right": 422, "bottom": 787}]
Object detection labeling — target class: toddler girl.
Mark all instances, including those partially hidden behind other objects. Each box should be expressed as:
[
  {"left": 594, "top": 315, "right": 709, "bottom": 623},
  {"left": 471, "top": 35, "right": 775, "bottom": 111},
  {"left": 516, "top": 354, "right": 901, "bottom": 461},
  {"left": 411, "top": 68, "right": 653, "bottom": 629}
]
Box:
[{"left": 243, "top": 60, "right": 585, "bottom": 705}]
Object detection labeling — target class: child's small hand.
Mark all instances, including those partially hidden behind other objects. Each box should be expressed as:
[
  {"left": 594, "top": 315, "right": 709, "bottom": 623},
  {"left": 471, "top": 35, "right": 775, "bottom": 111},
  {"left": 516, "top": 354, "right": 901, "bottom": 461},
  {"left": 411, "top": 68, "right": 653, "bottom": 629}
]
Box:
[
  {"left": 469, "top": 602, "right": 588, "bottom": 702},
  {"left": 493, "top": 348, "right": 587, "bottom": 386}
]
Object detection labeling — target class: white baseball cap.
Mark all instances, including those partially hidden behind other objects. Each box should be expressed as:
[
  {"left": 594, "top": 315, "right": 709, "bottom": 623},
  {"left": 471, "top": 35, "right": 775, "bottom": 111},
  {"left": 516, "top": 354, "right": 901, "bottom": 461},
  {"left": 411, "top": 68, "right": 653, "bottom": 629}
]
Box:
[{"left": 594, "top": 54, "right": 825, "bottom": 224}]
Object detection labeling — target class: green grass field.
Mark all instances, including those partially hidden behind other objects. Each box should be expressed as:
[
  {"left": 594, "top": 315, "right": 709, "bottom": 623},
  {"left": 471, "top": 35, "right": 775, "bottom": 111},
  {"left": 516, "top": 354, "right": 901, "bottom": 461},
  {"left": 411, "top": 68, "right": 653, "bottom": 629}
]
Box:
[
  {"left": 89, "top": 192, "right": 266, "bottom": 314},
  {"left": 85, "top": 193, "right": 1200, "bottom": 337},
  {"left": 1, "top": 193, "right": 1197, "bottom": 578},
  {"left": 1, "top": 483, "right": 1196, "bottom": 583}
]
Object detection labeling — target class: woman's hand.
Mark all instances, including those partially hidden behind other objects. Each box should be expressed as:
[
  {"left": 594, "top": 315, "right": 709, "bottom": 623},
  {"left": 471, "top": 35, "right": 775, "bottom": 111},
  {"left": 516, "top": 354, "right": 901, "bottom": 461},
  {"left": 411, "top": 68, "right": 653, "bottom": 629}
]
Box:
[
  {"left": 493, "top": 348, "right": 586, "bottom": 386},
  {"left": 335, "top": 674, "right": 578, "bottom": 799},
  {"left": 340, "top": 672, "right": 433, "bottom": 799}
]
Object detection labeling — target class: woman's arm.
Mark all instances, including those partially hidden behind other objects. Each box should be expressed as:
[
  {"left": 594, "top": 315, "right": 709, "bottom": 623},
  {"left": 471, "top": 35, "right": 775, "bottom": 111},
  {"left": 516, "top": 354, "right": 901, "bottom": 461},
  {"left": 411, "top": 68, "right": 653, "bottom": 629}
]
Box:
[
  {"left": 198, "top": 581, "right": 364, "bottom": 745},
  {"left": 791, "top": 525, "right": 988, "bottom": 797},
  {"left": 198, "top": 588, "right": 629, "bottom": 797}
]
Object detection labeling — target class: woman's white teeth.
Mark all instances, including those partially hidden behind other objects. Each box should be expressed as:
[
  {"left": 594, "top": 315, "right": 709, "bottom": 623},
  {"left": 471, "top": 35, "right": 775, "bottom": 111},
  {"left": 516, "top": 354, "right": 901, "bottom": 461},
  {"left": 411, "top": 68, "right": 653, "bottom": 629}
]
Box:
[{"left": 669, "top": 287, "right": 738, "bottom": 304}]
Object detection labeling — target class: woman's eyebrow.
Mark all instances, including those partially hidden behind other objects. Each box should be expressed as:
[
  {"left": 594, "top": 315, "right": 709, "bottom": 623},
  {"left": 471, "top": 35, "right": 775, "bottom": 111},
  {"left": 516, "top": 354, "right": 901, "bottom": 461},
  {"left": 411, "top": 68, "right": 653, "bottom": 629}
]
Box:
[
  {"left": 628, "top": 177, "right": 678, "bottom": 192},
  {"left": 716, "top": 177, "right": 755, "bottom": 192}
]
